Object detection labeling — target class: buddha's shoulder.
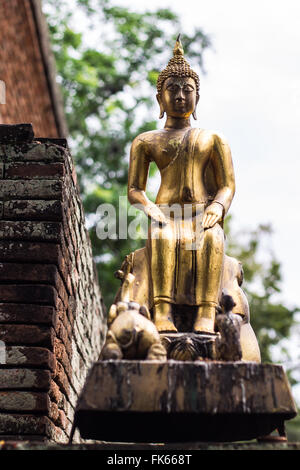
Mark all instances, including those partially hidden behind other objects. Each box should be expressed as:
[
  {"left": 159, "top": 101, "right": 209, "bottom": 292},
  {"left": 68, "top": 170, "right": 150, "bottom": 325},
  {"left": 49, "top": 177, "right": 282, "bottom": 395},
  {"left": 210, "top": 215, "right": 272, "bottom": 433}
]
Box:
[
  {"left": 132, "top": 129, "right": 163, "bottom": 143},
  {"left": 130, "top": 130, "right": 164, "bottom": 154},
  {"left": 197, "top": 128, "right": 230, "bottom": 146}
]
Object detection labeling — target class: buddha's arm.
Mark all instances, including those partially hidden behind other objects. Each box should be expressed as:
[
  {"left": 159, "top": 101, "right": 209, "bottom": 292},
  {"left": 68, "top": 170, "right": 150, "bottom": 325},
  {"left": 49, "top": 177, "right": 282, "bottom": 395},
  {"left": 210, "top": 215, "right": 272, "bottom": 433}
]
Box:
[
  {"left": 203, "top": 133, "right": 235, "bottom": 228},
  {"left": 128, "top": 137, "right": 166, "bottom": 224},
  {"left": 211, "top": 133, "right": 236, "bottom": 214}
]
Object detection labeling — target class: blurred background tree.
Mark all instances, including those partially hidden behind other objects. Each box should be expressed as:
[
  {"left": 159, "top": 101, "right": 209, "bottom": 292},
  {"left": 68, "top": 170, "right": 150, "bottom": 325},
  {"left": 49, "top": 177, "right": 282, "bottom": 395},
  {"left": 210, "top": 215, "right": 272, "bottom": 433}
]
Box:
[{"left": 43, "top": 0, "right": 298, "bottom": 381}]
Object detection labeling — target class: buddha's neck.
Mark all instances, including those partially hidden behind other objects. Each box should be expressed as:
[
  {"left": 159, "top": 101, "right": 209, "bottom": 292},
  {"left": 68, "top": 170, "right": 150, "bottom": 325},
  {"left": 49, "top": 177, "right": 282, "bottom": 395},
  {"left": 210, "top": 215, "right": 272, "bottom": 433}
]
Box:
[{"left": 164, "top": 116, "right": 191, "bottom": 130}]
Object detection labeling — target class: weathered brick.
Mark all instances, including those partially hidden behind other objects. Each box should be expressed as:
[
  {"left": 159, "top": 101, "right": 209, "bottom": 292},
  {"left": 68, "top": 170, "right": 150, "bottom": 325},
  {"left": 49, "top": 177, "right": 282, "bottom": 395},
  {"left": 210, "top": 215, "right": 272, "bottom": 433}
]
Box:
[
  {"left": 0, "top": 221, "right": 62, "bottom": 242},
  {"left": 0, "top": 263, "right": 57, "bottom": 283},
  {"left": 0, "top": 242, "right": 70, "bottom": 291},
  {"left": 0, "top": 264, "right": 69, "bottom": 312},
  {"left": 70, "top": 318, "right": 94, "bottom": 368},
  {"left": 54, "top": 272, "right": 69, "bottom": 309},
  {"left": 56, "top": 313, "right": 85, "bottom": 379},
  {"left": 0, "top": 285, "right": 58, "bottom": 305},
  {"left": 57, "top": 376, "right": 78, "bottom": 412},
  {"left": 0, "top": 369, "right": 51, "bottom": 390},
  {"left": 0, "top": 392, "right": 49, "bottom": 412},
  {"left": 0, "top": 325, "right": 55, "bottom": 348},
  {"left": 62, "top": 400, "right": 75, "bottom": 426},
  {"left": 0, "top": 414, "right": 51, "bottom": 436},
  {"left": 48, "top": 385, "right": 75, "bottom": 429},
  {"left": 56, "top": 298, "right": 72, "bottom": 331},
  {"left": 47, "top": 418, "right": 69, "bottom": 443},
  {"left": 53, "top": 338, "right": 67, "bottom": 365},
  {"left": 0, "top": 303, "right": 56, "bottom": 326},
  {"left": 3, "top": 200, "right": 63, "bottom": 221},
  {"left": 4, "top": 347, "right": 56, "bottom": 371},
  {"left": 53, "top": 361, "right": 70, "bottom": 398},
  {"left": 34, "top": 139, "right": 68, "bottom": 149},
  {"left": 55, "top": 322, "right": 71, "bottom": 357},
  {"left": 63, "top": 223, "right": 77, "bottom": 264},
  {"left": 49, "top": 401, "right": 67, "bottom": 430},
  {"left": 70, "top": 265, "right": 79, "bottom": 293},
  {"left": 53, "top": 339, "right": 75, "bottom": 388},
  {"left": 0, "top": 144, "right": 65, "bottom": 163},
  {"left": 0, "top": 241, "right": 61, "bottom": 263},
  {"left": 0, "top": 130, "right": 105, "bottom": 443},
  {"left": 0, "top": 179, "right": 63, "bottom": 199},
  {"left": 49, "top": 380, "right": 64, "bottom": 407},
  {"left": 0, "top": 124, "right": 34, "bottom": 144},
  {"left": 0, "top": 163, "right": 3, "bottom": 178},
  {"left": 5, "top": 162, "right": 65, "bottom": 179},
  {"left": 53, "top": 363, "right": 81, "bottom": 415}
]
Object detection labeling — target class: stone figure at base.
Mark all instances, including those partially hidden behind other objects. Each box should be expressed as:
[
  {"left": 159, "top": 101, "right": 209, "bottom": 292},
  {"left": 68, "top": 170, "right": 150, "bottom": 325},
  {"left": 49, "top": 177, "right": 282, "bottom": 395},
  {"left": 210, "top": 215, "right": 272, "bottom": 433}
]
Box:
[{"left": 100, "top": 301, "right": 166, "bottom": 361}]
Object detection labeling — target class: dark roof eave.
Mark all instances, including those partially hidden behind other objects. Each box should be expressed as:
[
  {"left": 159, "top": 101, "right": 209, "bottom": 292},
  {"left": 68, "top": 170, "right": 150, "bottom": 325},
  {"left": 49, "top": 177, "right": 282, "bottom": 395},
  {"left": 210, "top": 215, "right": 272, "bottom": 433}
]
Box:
[{"left": 29, "top": 0, "right": 68, "bottom": 138}]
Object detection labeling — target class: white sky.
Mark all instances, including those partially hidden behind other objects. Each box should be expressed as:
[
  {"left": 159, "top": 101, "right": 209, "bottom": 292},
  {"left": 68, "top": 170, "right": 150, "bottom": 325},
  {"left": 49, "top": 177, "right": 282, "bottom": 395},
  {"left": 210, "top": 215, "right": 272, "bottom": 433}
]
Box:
[{"left": 118, "top": 0, "right": 300, "bottom": 312}]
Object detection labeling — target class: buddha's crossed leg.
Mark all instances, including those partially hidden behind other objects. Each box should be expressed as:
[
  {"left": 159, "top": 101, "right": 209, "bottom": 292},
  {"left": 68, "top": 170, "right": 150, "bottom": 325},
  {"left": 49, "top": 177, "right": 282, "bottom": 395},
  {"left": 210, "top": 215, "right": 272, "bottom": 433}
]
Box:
[
  {"left": 149, "top": 215, "right": 224, "bottom": 333},
  {"left": 193, "top": 223, "right": 224, "bottom": 333}
]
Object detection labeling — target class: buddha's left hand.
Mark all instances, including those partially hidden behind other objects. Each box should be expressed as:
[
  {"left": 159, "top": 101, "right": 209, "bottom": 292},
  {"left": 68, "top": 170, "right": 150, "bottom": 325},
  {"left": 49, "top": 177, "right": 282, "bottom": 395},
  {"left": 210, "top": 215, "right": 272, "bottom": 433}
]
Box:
[{"left": 203, "top": 202, "right": 223, "bottom": 228}]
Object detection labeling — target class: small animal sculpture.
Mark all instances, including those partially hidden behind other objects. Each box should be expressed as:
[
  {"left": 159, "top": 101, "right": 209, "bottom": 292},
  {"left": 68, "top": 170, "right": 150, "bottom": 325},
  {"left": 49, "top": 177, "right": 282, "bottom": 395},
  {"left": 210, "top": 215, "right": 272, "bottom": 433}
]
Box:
[
  {"left": 215, "top": 293, "right": 243, "bottom": 361},
  {"left": 100, "top": 301, "right": 167, "bottom": 361},
  {"left": 163, "top": 335, "right": 199, "bottom": 361}
]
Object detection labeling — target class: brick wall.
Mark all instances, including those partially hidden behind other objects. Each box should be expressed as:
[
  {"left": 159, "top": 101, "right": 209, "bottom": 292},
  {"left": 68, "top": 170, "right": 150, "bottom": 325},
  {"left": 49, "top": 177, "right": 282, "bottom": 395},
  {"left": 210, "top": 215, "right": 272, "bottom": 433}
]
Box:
[
  {"left": 0, "top": 0, "right": 61, "bottom": 137},
  {"left": 0, "top": 125, "right": 106, "bottom": 442}
]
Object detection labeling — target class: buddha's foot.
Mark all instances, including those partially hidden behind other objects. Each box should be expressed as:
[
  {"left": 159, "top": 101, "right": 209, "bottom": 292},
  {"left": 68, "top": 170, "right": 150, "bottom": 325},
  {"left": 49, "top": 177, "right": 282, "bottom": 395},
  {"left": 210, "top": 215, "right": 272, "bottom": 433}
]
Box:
[
  {"left": 155, "top": 319, "right": 178, "bottom": 333},
  {"left": 193, "top": 317, "right": 215, "bottom": 333},
  {"left": 154, "top": 302, "right": 177, "bottom": 333},
  {"left": 193, "top": 306, "right": 216, "bottom": 334}
]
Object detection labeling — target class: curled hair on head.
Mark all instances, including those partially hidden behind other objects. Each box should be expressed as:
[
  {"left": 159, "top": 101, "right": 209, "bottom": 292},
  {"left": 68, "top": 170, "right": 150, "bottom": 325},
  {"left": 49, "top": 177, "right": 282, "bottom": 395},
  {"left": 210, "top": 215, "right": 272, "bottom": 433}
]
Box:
[{"left": 156, "top": 35, "right": 200, "bottom": 97}]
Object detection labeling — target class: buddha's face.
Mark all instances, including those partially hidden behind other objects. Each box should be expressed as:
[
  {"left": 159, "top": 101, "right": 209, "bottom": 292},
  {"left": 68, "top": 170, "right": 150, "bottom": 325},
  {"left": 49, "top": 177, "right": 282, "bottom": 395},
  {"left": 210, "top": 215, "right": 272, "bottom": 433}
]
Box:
[{"left": 157, "top": 76, "right": 198, "bottom": 119}]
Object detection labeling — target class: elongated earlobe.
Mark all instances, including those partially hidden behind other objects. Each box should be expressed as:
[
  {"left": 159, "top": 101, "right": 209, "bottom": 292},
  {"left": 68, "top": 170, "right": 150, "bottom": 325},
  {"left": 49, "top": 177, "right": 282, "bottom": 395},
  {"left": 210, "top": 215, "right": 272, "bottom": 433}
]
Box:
[
  {"left": 156, "top": 93, "right": 165, "bottom": 119},
  {"left": 158, "top": 102, "right": 165, "bottom": 119},
  {"left": 159, "top": 107, "right": 165, "bottom": 119},
  {"left": 193, "top": 96, "right": 200, "bottom": 120}
]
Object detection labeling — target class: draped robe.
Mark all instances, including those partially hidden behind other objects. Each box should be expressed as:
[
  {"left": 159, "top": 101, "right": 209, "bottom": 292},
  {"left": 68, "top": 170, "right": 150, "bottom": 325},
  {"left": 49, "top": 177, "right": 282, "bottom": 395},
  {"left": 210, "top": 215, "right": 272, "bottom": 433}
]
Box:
[{"left": 146, "top": 128, "right": 224, "bottom": 307}]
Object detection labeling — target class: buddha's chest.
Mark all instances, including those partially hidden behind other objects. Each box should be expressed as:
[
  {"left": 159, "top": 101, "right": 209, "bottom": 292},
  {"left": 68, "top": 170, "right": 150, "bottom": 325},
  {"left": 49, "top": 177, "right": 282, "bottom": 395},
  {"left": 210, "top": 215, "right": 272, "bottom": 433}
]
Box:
[{"left": 151, "top": 134, "right": 212, "bottom": 172}]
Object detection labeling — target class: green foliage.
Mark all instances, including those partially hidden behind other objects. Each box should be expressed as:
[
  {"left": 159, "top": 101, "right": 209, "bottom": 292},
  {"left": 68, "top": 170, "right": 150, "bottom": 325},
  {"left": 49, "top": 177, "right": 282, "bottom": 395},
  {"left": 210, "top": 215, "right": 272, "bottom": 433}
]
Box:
[{"left": 43, "top": 0, "right": 211, "bottom": 307}]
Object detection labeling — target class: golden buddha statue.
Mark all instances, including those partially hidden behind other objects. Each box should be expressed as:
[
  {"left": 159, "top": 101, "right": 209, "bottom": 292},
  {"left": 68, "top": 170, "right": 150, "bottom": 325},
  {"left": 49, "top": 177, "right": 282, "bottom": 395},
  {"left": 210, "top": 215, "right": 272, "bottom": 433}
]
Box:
[{"left": 113, "top": 36, "right": 260, "bottom": 362}]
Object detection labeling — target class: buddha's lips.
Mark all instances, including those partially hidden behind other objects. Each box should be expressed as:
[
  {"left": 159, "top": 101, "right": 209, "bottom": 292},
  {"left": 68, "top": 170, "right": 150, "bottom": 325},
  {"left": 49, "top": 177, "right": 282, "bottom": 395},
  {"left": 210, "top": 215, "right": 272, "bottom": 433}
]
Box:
[{"left": 174, "top": 102, "right": 186, "bottom": 109}]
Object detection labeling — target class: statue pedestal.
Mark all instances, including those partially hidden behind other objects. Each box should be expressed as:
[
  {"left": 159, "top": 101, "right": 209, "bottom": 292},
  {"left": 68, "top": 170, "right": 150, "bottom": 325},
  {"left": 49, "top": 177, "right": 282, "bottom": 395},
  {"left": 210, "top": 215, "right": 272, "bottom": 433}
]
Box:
[{"left": 73, "top": 360, "right": 297, "bottom": 442}]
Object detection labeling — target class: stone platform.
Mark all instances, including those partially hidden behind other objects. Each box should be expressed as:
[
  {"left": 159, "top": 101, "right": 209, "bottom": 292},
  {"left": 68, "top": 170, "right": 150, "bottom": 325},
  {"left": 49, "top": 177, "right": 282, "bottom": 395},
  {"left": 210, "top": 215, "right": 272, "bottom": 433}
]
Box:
[{"left": 72, "top": 360, "right": 297, "bottom": 443}]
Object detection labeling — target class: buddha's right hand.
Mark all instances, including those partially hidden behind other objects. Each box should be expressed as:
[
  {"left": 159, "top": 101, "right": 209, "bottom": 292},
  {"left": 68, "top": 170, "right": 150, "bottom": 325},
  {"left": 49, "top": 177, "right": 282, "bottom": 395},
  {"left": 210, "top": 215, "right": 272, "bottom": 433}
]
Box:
[{"left": 144, "top": 204, "right": 167, "bottom": 226}]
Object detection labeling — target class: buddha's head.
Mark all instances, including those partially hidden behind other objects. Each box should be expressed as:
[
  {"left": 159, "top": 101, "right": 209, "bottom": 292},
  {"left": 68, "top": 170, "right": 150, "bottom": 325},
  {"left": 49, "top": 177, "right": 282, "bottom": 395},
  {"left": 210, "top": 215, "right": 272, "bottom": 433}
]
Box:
[{"left": 156, "top": 36, "right": 200, "bottom": 120}]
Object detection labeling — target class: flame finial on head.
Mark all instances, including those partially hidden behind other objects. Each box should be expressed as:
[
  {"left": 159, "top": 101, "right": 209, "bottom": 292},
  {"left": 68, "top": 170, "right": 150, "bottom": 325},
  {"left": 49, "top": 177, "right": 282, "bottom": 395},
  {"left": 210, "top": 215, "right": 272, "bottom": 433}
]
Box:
[
  {"left": 156, "top": 35, "right": 200, "bottom": 97},
  {"left": 173, "top": 34, "right": 184, "bottom": 56}
]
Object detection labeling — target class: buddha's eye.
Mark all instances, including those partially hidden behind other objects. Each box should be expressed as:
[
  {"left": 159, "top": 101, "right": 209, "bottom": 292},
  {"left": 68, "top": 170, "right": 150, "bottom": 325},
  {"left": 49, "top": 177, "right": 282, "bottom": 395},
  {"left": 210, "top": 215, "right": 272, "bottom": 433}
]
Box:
[
  {"left": 183, "top": 85, "right": 194, "bottom": 92},
  {"left": 167, "top": 85, "right": 178, "bottom": 92}
]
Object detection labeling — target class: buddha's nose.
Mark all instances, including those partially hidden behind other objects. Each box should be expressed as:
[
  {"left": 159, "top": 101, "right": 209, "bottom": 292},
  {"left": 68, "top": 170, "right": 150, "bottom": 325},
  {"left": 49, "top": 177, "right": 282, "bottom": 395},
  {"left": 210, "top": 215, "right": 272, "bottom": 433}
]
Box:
[{"left": 175, "top": 88, "right": 184, "bottom": 101}]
